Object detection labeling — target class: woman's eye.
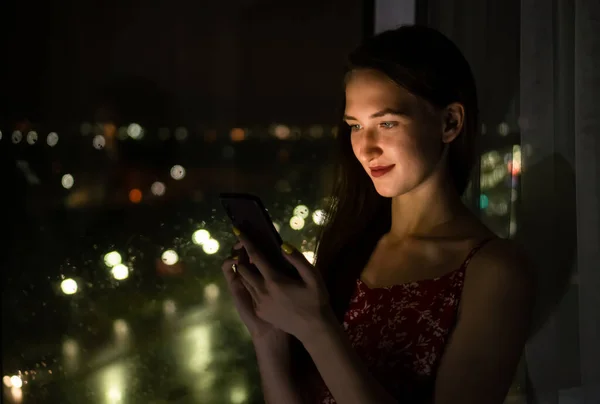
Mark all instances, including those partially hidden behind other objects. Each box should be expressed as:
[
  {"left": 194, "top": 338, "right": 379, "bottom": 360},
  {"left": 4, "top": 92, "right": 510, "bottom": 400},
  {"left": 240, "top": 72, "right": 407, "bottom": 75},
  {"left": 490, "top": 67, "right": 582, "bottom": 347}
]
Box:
[
  {"left": 380, "top": 122, "right": 396, "bottom": 129},
  {"left": 349, "top": 124, "right": 362, "bottom": 131}
]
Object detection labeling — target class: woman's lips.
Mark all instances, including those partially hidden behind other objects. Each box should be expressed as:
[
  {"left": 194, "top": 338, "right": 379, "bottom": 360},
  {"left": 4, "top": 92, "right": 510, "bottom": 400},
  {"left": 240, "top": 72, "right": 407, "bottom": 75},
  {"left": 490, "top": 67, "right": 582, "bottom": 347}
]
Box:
[{"left": 369, "top": 165, "right": 395, "bottom": 178}]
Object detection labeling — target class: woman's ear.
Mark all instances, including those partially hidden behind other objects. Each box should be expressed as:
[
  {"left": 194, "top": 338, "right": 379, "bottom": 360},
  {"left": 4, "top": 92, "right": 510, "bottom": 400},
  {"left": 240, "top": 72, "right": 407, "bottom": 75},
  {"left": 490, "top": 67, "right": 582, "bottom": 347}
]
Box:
[{"left": 442, "top": 103, "right": 465, "bottom": 143}]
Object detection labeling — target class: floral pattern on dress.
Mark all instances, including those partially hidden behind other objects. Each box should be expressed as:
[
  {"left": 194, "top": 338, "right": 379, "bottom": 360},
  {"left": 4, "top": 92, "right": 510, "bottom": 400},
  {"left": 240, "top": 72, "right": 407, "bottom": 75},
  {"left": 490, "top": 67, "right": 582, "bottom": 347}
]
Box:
[
  {"left": 315, "top": 239, "right": 493, "bottom": 403},
  {"left": 316, "top": 268, "right": 465, "bottom": 403}
]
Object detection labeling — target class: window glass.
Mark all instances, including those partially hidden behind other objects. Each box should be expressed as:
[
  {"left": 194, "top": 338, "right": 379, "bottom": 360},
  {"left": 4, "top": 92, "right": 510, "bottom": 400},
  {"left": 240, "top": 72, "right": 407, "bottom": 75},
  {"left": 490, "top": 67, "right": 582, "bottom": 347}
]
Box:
[{"left": 2, "top": 1, "right": 365, "bottom": 402}]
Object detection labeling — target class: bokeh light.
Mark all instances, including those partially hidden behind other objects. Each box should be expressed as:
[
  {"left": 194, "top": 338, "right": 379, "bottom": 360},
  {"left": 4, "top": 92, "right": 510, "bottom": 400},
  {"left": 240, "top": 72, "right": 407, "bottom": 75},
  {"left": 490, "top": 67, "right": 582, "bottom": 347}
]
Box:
[
  {"left": 47, "top": 132, "right": 59, "bottom": 147},
  {"left": 480, "top": 194, "right": 489, "bottom": 209},
  {"left": 312, "top": 209, "right": 326, "bottom": 225},
  {"left": 273, "top": 124, "right": 291, "bottom": 140},
  {"left": 60, "top": 278, "right": 78, "bottom": 295},
  {"left": 10, "top": 375, "right": 23, "bottom": 389},
  {"left": 12, "top": 130, "right": 22, "bottom": 144},
  {"left": 289, "top": 216, "right": 305, "bottom": 230},
  {"left": 162, "top": 250, "right": 179, "bottom": 265},
  {"left": 293, "top": 205, "right": 309, "bottom": 219},
  {"left": 93, "top": 135, "right": 106, "bottom": 149},
  {"left": 26, "top": 130, "right": 38, "bottom": 144},
  {"left": 163, "top": 299, "right": 177, "bottom": 315},
  {"left": 182, "top": 325, "right": 212, "bottom": 373},
  {"left": 498, "top": 122, "right": 510, "bottom": 136},
  {"left": 151, "top": 181, "right": 166, "bottom": 196},
  {"left": 61, "top": 174, "right": 74, "bottom": 189},
  {"left": 309, "top": 125, "right": 324, "bottom": 138},
  {"left": 230, "top": 128, "right": 245, "bottom": 142},
  {"left": 204, "top": 283, "right": 220, "bottom": 303},
  {"left": 230, "top": 385, "right": 248, "bottom": 404},
  {"left": 174, "top": 127, "right": 188, "bottom": 141},
  {"left": 170, "top": 165, "right": 186, "bottom": 180},
  {"left": 127, "top": 123, "right": 143, "bottom": 139},
  {"left": 104, "top": 251, "right": 122, "bottom": 267},
  {"left": 128, "top": 189, "right": 142, "bottom": 204},
  {"left": 111, "top": 264, "right": 129, "bottom": 280},
  {"left": 202, "top": 238, "right": 220, "bottom": 255},
  {"left": 192, "top": 229, "right": 210, "bottom": 245}
]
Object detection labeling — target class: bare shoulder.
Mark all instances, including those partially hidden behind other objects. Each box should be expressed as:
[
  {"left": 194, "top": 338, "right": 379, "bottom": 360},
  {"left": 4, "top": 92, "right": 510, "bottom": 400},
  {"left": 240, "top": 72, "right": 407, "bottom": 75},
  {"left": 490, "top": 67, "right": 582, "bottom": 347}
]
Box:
[{"left": 463, "top": 237, "right": 536, "bottom": 302}]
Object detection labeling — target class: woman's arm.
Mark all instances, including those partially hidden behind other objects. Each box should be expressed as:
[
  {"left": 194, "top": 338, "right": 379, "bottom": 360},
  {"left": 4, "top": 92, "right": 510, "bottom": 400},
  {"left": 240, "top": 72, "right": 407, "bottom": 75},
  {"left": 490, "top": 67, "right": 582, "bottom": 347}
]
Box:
[
  {"left": 302, "top": 313, "right": 398, "bottom": 404},
  {"left": 300, "top": 239, "right": 535, "bottom": 404},
  {"left": 253, "top": 335, "right": 304, "bottom": 404},
  {"left": 432, "top": 239, "right": 535, "bottom": 403}
]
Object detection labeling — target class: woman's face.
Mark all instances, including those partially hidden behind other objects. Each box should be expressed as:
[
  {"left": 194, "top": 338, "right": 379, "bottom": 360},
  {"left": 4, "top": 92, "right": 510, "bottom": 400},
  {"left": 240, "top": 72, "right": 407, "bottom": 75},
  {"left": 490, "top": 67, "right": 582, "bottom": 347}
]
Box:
[{"left": 344, "top": 69, "right": 448, "bottom": 198}]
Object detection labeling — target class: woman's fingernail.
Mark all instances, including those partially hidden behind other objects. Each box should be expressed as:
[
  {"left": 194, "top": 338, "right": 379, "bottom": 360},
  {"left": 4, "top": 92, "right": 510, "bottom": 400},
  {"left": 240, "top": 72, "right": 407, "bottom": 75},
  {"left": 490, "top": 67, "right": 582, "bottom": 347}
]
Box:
[
  {"left": 281, "top": 243, "right": 294, "bottom": 255},
  {"left": 232, "top": 227, "right": 241, "bottom": 236}
]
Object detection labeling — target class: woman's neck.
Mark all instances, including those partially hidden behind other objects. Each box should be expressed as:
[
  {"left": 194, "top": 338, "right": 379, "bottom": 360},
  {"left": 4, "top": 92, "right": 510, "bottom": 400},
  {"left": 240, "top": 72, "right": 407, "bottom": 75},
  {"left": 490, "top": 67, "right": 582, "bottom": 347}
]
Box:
[{"left": 388, "top": 169, "right": 468, "bottom": 240}]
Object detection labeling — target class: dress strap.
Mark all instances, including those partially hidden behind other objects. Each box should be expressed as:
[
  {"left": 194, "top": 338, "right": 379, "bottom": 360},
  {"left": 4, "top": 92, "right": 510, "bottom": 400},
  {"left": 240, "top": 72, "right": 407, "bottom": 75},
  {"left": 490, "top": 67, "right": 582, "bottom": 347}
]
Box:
[{"left": 459, "top": 237, "right": 496, "bottom": 270}]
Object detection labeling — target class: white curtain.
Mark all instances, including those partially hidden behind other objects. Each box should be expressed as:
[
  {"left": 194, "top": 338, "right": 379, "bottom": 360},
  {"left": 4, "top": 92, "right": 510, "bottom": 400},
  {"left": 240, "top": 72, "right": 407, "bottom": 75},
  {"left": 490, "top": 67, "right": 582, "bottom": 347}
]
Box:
[
  {"left": 520, "top": 0, "right": 600, "bottom": 402},
  {"left": 376, "top": 0, "right": 600, "bottom": 402}
]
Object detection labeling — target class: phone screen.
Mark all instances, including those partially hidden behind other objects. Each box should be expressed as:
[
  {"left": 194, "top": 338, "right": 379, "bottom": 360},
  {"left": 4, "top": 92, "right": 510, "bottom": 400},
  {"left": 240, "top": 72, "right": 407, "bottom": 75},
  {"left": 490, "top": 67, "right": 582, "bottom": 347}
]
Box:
[{"left": 219, "top": 193, "right": 299, "bottom": 279}]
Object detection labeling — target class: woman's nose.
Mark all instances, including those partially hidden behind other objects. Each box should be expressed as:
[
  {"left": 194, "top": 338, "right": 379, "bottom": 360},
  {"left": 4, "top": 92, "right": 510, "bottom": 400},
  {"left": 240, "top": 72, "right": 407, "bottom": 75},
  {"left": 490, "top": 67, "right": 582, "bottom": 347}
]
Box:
[{"left": 358, "top": 130, "right": 383, "bottom": 161}]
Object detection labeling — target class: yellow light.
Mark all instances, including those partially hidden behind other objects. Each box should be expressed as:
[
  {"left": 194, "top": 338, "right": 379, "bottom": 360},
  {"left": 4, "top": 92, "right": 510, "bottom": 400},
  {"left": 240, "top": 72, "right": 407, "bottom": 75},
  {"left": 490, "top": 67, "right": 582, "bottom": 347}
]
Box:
[
  {"left": 293, "top": 205, "right": 309, "bottom": 219},
  {"left": 302, "top": 251, "right": 315, "bottom": 264},
  {"left": 104, "top": 251, "right": 122, "bottom": 267},
  {"left": 204, "top": 283, "right": 220, "bottom": 303},
  {"left": 61, "top": 278, "right": 78, "bottom": 295},
  {"left": 289, "top": 216, "right": 305, "bottom": 230},
  {"left": 202, "top": 238, "right": 220, "bottom": 254},
  {"left": 9, "top": 376, "right": 22, "bottom": 389},
  {"left": 162, "top": 250, "right": 179, "bottom": 265},
  {"left": 230, "top": 128, "right": 245, "bottom": 142},
  {"left": 312, "top": 209, "right": 326, "bottom": 225},
  {"left": 230, "top": 385, "right": 248, "bottom": 403},
  {"left": 113, "top": 319, "right": 129, "bottom": 337},
  {"left": 107, "top": 388, "right": 122, "bottom": 401},
  {"left": 192, "top": 229, "right": 210, "bottom": 245},
  {"left": 111, "top": 264, "right": 129, "bottom": 280},
  {"left": 11, "top": 386, "right": 23, "bottom": 403}
]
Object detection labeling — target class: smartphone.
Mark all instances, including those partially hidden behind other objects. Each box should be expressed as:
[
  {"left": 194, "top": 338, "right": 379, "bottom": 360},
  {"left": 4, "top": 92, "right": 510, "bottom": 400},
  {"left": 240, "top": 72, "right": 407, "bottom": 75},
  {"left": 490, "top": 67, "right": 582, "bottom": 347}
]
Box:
[{"left": 219, "top": 192, "right": 299, "bottom": 279}]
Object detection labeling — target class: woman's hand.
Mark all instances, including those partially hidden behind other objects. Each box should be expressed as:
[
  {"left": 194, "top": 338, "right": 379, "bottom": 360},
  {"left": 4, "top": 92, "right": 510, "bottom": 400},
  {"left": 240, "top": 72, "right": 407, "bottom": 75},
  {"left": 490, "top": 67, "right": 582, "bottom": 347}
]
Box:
[
  {"left": 232, "top": 227, "right": 336, "bottom": 343},
  {"left": 220, "top": 248, "right": 289, "bottom": 343}
]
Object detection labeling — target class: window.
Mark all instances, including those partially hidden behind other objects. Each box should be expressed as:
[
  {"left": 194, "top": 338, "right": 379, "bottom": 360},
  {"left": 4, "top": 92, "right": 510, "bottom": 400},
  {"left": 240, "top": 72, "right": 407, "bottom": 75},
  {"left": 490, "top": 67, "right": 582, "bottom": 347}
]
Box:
[{"left": 3, "top": 1, "right": 366, "bottom": 402}]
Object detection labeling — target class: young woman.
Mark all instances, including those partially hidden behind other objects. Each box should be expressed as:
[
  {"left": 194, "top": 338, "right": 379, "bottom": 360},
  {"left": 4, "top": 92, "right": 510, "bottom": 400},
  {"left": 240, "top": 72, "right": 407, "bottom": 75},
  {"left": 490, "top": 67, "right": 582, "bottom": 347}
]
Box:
[{"left": 221, "top": 25, "right": 535, "bottom": 404}]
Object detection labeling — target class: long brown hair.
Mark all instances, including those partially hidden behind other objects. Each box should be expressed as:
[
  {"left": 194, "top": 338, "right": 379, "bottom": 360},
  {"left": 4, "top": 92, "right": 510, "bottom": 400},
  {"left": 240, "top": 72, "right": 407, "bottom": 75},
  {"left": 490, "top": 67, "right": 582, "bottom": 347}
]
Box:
[{"left": 290, "top": 25, "right": 480, "bottom": 400}]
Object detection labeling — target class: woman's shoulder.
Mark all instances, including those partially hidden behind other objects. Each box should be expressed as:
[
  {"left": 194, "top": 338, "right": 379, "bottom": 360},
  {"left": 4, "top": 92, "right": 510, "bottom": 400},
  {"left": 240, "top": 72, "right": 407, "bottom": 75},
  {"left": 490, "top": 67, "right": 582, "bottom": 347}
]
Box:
[{"left": 462, "top": 237, "right": 536, "bottom": 301}]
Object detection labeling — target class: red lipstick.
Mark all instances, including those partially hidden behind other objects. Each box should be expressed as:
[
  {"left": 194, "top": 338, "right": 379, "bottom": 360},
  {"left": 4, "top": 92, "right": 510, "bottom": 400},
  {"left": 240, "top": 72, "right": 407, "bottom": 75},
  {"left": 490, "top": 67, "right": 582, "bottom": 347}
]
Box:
[{"left": 369, "top": 165, "right": 395, "bottom": 178}]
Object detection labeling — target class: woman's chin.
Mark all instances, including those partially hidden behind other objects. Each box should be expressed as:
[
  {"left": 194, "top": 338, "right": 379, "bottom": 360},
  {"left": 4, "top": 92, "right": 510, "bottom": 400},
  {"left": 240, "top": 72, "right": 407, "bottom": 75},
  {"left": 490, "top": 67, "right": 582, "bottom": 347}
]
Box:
[{"left": 373, "top": 184, "right": 402, "bottom": 198}]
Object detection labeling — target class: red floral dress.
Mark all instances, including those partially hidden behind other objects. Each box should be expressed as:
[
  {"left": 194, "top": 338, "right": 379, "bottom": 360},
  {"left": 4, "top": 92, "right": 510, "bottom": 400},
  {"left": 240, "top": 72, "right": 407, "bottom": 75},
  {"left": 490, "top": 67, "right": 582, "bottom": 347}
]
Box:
[{"left": 316, "top": 238, "right": 493, "bottom": 403}]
